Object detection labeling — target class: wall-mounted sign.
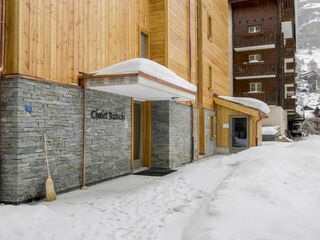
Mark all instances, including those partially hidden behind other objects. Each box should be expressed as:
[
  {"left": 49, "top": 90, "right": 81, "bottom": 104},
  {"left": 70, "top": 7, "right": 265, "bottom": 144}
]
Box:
[
  {"left": 25, "top": 106, "right": 32, "bottom": 113},
  {"left": 223, "top": 124, "right": 229, "bottom": 129},
  {"left": 91, "top": 109, "right": 125, "bottom": 120}
]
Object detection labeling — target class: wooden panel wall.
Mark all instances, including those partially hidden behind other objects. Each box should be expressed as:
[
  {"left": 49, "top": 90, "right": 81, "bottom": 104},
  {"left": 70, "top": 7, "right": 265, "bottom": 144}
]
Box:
[
  {"left": 149, "top": 0, "right": 166, "bottom": 66},
  {"left": 199, "top": 0, "right": 230, "bottom": 109},
  {"left": 6, "top": 0, "right": 150, "bottom": 85},
  {"left": 216, "top": 104, "right": 258, "bottom": 148},
  {"left": 167, "top": 0, "right": 197, "bottom": 87}
]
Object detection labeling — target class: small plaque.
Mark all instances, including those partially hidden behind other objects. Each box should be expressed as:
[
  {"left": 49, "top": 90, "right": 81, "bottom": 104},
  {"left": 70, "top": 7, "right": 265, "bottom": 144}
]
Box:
[
  {"left": 25, "top": 106, "right": 32, "bottom": 113},
  {"left": 223, "top": 124, "right": 229, "bottom": 129}
]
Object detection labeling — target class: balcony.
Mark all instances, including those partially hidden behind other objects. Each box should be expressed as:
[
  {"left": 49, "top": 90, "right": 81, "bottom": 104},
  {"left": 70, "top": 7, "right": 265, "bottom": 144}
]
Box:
[
  {"left": 234, "top": 62, "right": 277, "bottom": 78},
  {"left": 234, "top": 91, "right": 278, "bottom": 106},
  {"left": 233, "top": 31, "right": 276, "bottom": 48}
]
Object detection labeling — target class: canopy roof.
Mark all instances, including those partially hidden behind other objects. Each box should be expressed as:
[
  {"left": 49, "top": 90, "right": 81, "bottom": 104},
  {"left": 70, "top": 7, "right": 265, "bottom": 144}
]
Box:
[
  {"left": 83, "top": 58, "right": 197, "bottom": 101},
  {"left": 218, "top": 96, "right": 270, "bottom": 115}
]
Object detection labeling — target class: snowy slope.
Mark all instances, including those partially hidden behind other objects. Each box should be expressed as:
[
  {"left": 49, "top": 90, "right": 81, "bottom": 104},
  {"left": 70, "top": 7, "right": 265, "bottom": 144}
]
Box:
[{"left": 1, "top": 136, "right": 320, "bottom": 240}]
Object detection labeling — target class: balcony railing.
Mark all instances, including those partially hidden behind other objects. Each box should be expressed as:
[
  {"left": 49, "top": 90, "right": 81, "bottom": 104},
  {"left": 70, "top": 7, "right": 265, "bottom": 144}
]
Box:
[
  {"left": 233, "top": 31, "right": 276, "bottom": 48},
  {"left": 234, "top": 62, "right": 277, "bottom": 77},
  {"left": 234, "top": 91, "right": 278, "bottom": 106}
]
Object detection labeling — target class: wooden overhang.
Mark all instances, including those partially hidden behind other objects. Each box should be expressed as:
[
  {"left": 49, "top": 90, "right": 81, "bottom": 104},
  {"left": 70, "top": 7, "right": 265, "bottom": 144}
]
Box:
[{"left": 213, "top": 96, "right": 268, "bottom": 118}]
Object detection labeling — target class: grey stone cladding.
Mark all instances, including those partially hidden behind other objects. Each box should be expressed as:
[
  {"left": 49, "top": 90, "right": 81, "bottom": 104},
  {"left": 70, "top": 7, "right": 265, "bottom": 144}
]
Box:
[
  {"left": 0, "top": 78, "right": 131, "bottom": 204},
  {"left": 151, "top": 101, "right": 198, "bottom": 169},
  {"left": 205, "top": 109, "right": 216, "bottom": 157}
]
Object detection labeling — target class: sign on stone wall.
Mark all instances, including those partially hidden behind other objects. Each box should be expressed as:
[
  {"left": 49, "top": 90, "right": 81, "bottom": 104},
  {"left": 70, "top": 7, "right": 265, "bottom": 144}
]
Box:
[{"left": 91, "top": 109, "right": 125, "bottom": 120}]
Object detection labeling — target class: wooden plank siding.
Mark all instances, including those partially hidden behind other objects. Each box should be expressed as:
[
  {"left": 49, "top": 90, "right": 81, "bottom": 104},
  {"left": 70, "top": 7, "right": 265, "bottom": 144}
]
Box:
[
  {"left": 199, "top": 0, "right": 230, "bottom": 110},
  {"left": 215, "top": 104, "right": 259, "bottom": 148},
  {"left": 6, "top": 0, "right": 145, "bottom": 84}
]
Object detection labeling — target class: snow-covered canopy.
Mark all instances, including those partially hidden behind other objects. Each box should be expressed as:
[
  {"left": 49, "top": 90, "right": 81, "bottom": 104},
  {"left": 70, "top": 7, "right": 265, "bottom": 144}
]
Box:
[
  {"left": 218, "top": 96, "right": 270, "bottom": 114},
  {"left": 90, "top": 58, "right": 197, "bottom": 93},
  {"left": 262, "top": 126, "right": 280, "bottom": 136}
]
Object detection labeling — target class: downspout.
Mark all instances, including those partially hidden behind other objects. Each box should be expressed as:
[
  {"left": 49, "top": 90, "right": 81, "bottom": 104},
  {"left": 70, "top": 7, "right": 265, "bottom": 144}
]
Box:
[
  {"left": 255, "top": 113, "right": 263, "bottom": 146},
  {"left": 0, "top": 0, "right": 7, "bottom": 195},
  {"left": 81, "top": 76, "right": 87, "bottom": 189},
  {"left": 189, "top": 0, "right": 195, "bottom": 162}
]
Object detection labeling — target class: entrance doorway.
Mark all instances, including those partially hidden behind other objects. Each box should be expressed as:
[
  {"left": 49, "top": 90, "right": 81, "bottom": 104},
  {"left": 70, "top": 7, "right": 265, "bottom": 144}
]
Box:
[
  {"left": 134, "top": 102, "right": 142, "bottom": 169},
  {"left": 230, "top": 116, "right": 249, "bottom": 152}
]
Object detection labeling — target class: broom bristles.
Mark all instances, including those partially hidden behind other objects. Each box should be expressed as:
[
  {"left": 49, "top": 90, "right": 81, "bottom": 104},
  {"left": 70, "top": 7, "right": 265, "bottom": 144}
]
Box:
[{"left": 46, "top": 176, "right": 57, "bottom": 202}]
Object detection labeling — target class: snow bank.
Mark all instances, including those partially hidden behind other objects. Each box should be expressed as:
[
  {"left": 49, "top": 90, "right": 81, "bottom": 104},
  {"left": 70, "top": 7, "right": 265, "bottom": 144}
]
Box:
[
  {"left": 219, "top": 96, "right": 270, "bottom": 114},
  {"left": 90, "top": 58, "right": 197, "bottom": 93},
  {"left": 184, "top": 136, "right": 320, "bottom": 240},
  {"left": 262, "top": 126, "right": 280, "bottom": 135}
]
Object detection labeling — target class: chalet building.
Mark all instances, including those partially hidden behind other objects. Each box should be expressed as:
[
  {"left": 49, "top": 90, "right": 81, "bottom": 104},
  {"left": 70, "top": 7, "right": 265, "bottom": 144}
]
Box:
[
  {"left": 297, "top": 71, "right": 320, "bottom": 93},
  {"left": 229, "top": 0, "right": 296, "bottom": 136},
  {"left": 0, "top": 0, "right": 267, "bottom": 204}
]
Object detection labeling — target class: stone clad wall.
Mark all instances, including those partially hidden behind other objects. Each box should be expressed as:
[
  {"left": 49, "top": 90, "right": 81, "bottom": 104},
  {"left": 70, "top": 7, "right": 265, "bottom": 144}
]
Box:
[
  {"left": 169, "top": 102, "right": 197, "bottom": 168},
  {"left": 151, "top": 101, "right": 170, "bottom": 168},
  {"left": 151, "top": 101, "right": 198, "bottom": 169},
  {"left": 0, "top": 78, "right": 131, "bottom": 204},
  {"left": 86, "top": 90, "right": 131, "bottom": 184}
]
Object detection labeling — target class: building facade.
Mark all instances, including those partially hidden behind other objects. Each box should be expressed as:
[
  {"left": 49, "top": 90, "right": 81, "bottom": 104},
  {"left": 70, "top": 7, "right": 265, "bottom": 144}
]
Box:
[
  {"left": 229, "top": 0, "right": 296, "bottom": 135},
  {"left": 0, "top": 0, "right": 265, "bottom": 204}
]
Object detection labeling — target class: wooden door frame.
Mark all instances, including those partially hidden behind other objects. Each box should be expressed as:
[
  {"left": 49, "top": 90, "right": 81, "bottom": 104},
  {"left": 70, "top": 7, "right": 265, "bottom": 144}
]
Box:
[{"left": 229, "top": 115, "right": 249, "bottom": 153}]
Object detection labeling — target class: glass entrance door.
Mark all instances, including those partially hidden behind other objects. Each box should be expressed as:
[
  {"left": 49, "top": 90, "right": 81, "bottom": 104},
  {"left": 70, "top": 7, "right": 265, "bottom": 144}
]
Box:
[{"left": 230, "top": 116, "right": 249, "bottom": 152}]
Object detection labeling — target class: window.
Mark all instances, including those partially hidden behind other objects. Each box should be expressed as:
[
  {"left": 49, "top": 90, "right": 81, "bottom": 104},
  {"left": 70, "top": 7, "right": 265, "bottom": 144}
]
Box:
[
  {"left": 209, "top": 65, "right": 213, "bottom": 90},
  {"left": 285, "top": 84, "right": 295, "bottom": 98},
  {"left": 250, "top": 82, "right": 262, "bottom": 92},
  {"left": 207, "top": 15, "right": 213, "bottom": 40},
  {"left": 210, "top": 114, "right": 215, "bottom": 140},
  {"left": 140, "top": 31, "right": 148, "bottom": 58},
  {"left": 248, "top": 25, "right": 261, "bottom": 33},
  {"left": 249, "top": 54, "right": 261, "bottom": 63}
]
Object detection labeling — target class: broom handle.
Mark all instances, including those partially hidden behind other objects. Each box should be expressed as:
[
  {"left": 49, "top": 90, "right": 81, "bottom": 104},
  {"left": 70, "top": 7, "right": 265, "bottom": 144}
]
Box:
[{"left": 44, "top": 133, "right": 50, "bottom": 178}]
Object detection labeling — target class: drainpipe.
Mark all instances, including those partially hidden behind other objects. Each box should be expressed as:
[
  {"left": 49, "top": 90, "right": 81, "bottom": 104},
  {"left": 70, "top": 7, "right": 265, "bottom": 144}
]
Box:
[
  {"left": 191, "top": 102, "right": 194, "bottom": 162},
  {"left": 189, "top": 0, "right": 195, "bottom": 163},
  {"left": 81, "top": 76, "right": 87, "bottom": 189},
  {"left": 0, "top": 0, "right": 7, "bottom": 196},
  {"left": 255, "top": 113, "right": 263, "bottom": 146}
]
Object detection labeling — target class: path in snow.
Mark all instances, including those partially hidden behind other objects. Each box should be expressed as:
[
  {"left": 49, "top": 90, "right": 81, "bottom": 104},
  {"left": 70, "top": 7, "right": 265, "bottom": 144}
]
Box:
[
  {"left": 1, "top": 137, "right": 320, "bottom": 240},
  {"left": 0, "top": 155, "right": 232, "bottom": 240}
]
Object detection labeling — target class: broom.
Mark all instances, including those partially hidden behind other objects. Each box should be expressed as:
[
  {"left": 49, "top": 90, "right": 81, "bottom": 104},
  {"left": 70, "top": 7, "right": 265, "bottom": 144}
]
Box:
[{"left": 43, "top": 133, "right": 57, "bottom": 201}]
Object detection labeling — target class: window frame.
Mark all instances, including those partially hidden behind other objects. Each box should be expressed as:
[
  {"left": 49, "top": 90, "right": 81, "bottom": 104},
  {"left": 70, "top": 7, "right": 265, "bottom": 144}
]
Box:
[
  {"left": 249, "top": 82, "right": 262, "bottom": 93},
  {"left": 249, "top": 54, "right": 261, "bottom": 63},
  {"left": 207, "top": 14, "right": 213, "bottom": 42},
  {"left": 139, "top": 27, "right": 150, "bottom": 59},
  {"left": 248, "top": 25, "right": 261, "bottom": 34},
  {"left": 210, "top": 114, "right": 215, "bottom": 140},
  {"left": 208, "top": 64, "right": 213, "bottom": 90}
]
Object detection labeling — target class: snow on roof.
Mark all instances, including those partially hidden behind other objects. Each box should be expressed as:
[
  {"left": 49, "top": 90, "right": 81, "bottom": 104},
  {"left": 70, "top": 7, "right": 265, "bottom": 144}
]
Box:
[
  {"left": 262, "top": 126, "right": 279, "bottom": 136},
  {"left": 90, "top": 58, "right": 197, "bottom": 93},
  {"left": 218, "top": 96, "right": 270, "bottom": 114}
]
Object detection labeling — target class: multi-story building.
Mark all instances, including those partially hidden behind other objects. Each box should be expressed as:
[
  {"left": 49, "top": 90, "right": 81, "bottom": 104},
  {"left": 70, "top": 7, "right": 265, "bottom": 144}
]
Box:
[
  {"left": 229, "top": 0, "right": 296, "bottom": 135},
  {"left": 0, "top": 0, "right": 267, "bottom": 204}
]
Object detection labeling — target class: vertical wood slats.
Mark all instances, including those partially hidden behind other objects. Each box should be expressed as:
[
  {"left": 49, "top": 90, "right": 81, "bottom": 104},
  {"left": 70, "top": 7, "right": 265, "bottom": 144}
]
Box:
[{"left": 7, "top": 0, "right": 142, "bottom": 84}]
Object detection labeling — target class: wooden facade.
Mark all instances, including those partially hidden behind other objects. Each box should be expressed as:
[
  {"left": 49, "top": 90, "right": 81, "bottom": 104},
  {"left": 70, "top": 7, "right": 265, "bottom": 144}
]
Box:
[
  {"left": 230, "top": 0, "right": 296, "bottom": 114},
  {"left": 6, "top": 0, "right": 229, "bottom": 101},
  {"left": 214, "top": 97, "right": 263, "bottom": 148},
  {"left": 3, "top": 0, "right": 267, "bottom": 158}
]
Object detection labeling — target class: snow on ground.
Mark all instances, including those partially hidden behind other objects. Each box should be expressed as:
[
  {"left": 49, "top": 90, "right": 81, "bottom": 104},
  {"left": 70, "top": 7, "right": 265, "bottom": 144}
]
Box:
[{"left": 1, "top": 137, "right": 320, "bottom": 240}]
